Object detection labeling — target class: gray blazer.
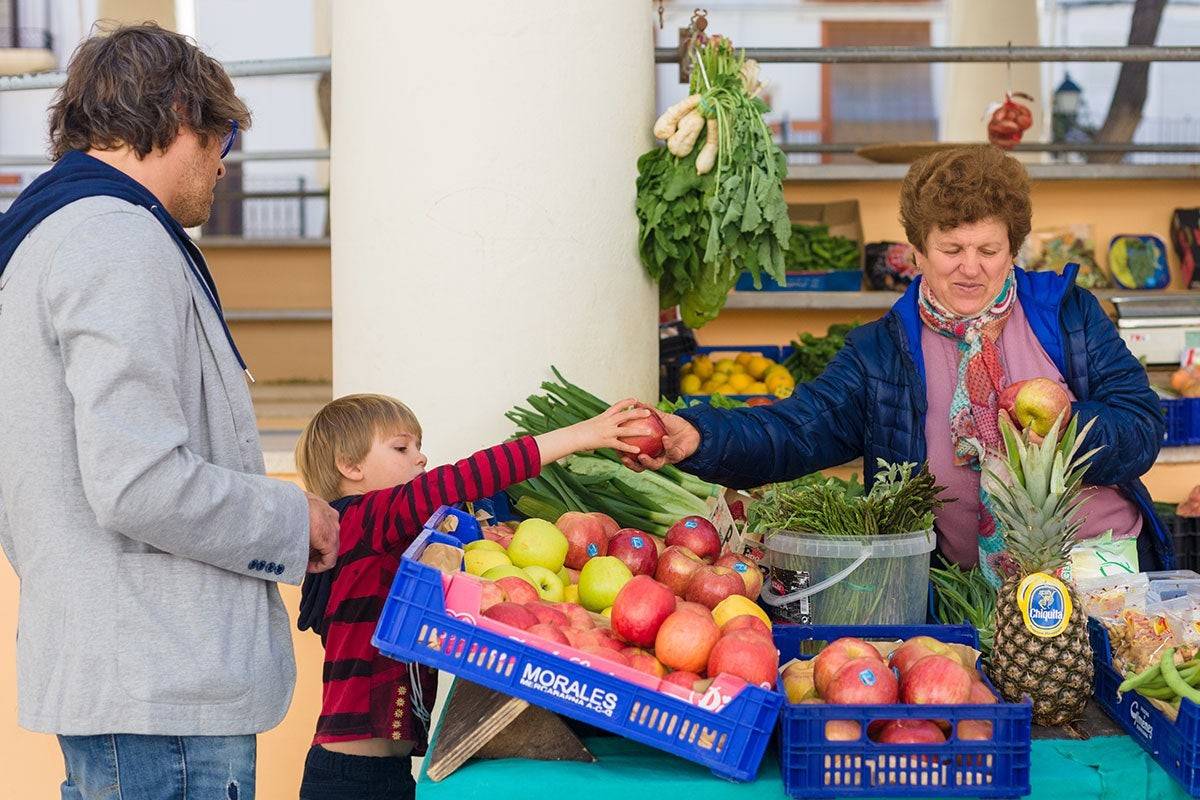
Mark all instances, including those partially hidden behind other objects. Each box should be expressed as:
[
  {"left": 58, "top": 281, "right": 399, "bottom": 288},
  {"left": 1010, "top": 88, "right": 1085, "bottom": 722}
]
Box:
[{"left": 0, "top": 196, "right": 310, "bottom": 735}]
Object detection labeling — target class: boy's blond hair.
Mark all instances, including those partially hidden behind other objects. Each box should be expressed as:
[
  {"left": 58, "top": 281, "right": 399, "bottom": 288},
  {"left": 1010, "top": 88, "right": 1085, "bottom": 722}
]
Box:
[{"left": 295, "top": 394, "right": 422, "bottom": 501}]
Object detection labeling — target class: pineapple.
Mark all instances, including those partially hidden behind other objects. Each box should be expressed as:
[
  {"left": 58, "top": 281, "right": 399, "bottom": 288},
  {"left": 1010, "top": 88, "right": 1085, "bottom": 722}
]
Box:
[{"left": 984, "top": 412, "right": 1101, "bottom": 727}]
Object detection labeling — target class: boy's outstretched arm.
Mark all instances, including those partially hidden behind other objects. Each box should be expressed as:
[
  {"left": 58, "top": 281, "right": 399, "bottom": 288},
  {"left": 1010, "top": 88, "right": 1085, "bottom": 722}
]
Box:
[{"left": 357, "top": 400, "right": 653, "bottom": 554}]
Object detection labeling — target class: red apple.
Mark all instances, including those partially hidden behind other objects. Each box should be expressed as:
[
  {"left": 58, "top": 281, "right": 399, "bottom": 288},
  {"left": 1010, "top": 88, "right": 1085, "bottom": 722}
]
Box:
[
  {"left": 720, "top": 614, "right": 773, "bottom": 642},
  {"left": 617, "top": 403, "right": 668, "bottom": 458},
  {"left": 781, "top": 662, "right": 817, "bottom": 703},
  {"left": 876, "top": 719, "right": 946, "bottom": 744},
  {"left": 666, "top": 516, "right": 722, "bottom": 562},
  {"left": 479, "top": 581, "right": 506, "bottom": 613},
  {"left": 495, "top": 576, "right": 540, "bottom": 606},
  {"left": 607, "top": 530, "right": 660, "bottom": 576},
  {"left": 580, "top": 646, "right": 631, "bottom": 667},
  {"left": 656, "top": 545, "right": 704, "bottom": 596},
  {"left": 888, "top": 636, "right": 959, "bottom": 676},
  {"left": 575, "top": 628, "right": 624, "bottom": 652},
  {"left": 557, "top": 512, "right": 608, "bottom": 570},
  {"left": 825, "top": 657, "right": 899, "bottom": 705},
  {"left": 527, "top": 623, "right": 571, "bottom": 646},
  {"left": 813, "top": 637, "right": 885, "bottom": 696},
  {"left": 587, "top": 512, "right": 621, "bottom": 540},
  {"left": 684, "top": 565, "right": 745, "bottom": 610},
  {"left": 674, "top": 599, "right": 713, "bottom": 618},
  {"left": 1003, "top": 377, "right": 1071, "bottom": 437},
  {"left": 714, "top": 552, "right": 764, "bottom": 599},
  {"left": 662, "top": 670, "right": 705, "bottom": 690},
  {"left": 611, "top": 575, "right": 676, "bottom": 648},
  {"left": 707, "top": 630, "right": 780, "bottom": 687},
  {"left": 655, "top": 609, "right": 721, "bottom": 674},
  {"left": 525, "top": 601, "right": 570, "bottom": 628},
  {"left": 622, "top": 647, "right": 668, "bottom": 678},
  {"left": 482, "top": 524, "right": 515, "bottom": 549},
  {"left": 824, "top": 719, "right": 863, "bottom": 741},
  {"left": 957, "top": 719, "right": 994, "bottom": 740},
  {"left": 900, "top": 655, "right": 973, "bottom": 705},
  {"left": 968, "top": 682, "right": 998, "bottom": 704},
  {"left": 483, "top": 602, "right": 539, "bottom": 631},
  {"left": 556, "top": 602, "right": 595, "bottom": 631}
]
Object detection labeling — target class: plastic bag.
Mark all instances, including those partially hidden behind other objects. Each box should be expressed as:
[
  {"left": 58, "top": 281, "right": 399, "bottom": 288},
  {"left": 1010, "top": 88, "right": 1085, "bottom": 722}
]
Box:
[
  {"left": 1067, "top": 530, "right": 1139, "bottom": 583},
  {"left": 1018, "top": 225, "right": 1108, "bottom": 289},
  {"left": 864, "top": 241, "right": 917, "bottom": 291}
]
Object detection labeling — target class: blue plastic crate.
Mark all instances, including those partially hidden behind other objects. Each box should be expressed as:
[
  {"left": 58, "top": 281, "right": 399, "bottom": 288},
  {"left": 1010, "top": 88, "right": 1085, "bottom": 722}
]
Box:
[
  {"left": 774, "top": 623, "right": 1032, "bottom": 799},
  {"left": 679, "top": 345, "right": 793, "bottom": 404},
  {"left": 735, "top": 269, "right": 863, "bottom": 292},
  {"left": 1163, "top": 398, "right": 1200, "bottom": 447},
  {"left": 372, "top": 506, "right": 784, "bottom": 782},
  {"left": 1090, "top": 618, "right": 1200, "bottom": 795}
]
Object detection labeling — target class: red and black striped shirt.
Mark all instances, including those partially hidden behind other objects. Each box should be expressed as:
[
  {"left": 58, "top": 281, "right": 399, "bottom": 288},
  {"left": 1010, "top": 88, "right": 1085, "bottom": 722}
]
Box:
[{"left": 312, "top": 436, "right": 541, "bottom": 746}]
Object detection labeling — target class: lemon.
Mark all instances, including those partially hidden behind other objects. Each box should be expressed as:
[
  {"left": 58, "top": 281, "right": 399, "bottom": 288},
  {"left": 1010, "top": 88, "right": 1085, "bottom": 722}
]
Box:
[
  {"left": 735, "top": 352, "right": 754, "bottom": 367},
  {"left": 747, "top": 355, "right": 771, "bottom": 379},
  {"left": 773, "top": 385, "right": 794, "bottom": 400},
  {"left": 699, "top": 381, "right": 719, "bottom": 394},
  {"left": 748, "top": 381, "right": 769, "bottom": 394},
  {"left": 727, "top": 373, "right": 754, "bottom": 392},
  {"left": 691, "top": 356, "right": 714, "bottom": 380},
  {"left": 715, "top": 358, "right": 737, "bottom": 374},
  {"left": 708, "top": 370, "right": 729, "bottom": 385},
  {"left": 712, "top": 595, "right": 772, "bottom": 629},
  {"left": 681, "top": 361, "right": 694, "bottom": 376},
  {"left": 765, "top": 364, "right": 791, "bottom": 380},
  {"left": 680, "top": 374, "right": 702, "bottom": 394},
  {"left": 765, "top": 371, "right": 795, "bottom": 392}
]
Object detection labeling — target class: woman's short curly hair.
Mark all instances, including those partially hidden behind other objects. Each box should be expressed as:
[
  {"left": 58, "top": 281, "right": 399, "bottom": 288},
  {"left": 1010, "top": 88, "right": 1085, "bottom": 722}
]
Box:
[
  {"left": 898, "top": 145, "right": 1031, "bottom": 256},
  {"left": 48, "top": 22, "right": 251, "bottom": 161}
]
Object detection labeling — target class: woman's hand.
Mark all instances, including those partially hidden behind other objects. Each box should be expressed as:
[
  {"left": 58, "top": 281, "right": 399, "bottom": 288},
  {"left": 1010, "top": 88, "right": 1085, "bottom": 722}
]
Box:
[{"left": 620, "top": 413, "right": 701, "bottom": 472}]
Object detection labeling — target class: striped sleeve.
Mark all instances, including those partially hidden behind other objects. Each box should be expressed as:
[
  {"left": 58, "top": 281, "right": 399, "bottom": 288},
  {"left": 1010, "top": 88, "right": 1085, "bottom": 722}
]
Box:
[{"left": 363, "top": 436, "right": 541, "bottom": 554}]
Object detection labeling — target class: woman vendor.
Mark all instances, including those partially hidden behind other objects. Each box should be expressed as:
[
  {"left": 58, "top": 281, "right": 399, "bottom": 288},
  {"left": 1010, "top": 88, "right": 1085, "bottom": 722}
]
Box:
[{"left": 633, "top": 145, "right": 1172, "bottom": 577}]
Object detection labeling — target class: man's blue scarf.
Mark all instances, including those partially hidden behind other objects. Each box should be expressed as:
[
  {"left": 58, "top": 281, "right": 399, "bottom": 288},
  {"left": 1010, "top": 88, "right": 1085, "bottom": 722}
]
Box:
[{"left": 0, "top": 150, "right": 245, "bottom": 370}]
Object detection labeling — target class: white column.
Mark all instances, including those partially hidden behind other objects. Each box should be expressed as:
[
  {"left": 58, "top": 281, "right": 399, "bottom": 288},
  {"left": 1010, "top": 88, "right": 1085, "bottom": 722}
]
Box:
[
  {"left": 332, "top": 1, "right": 658, "bottom": 464},
  {"left": 941, "top": 0, "right": 1043, "bottom": 154}
]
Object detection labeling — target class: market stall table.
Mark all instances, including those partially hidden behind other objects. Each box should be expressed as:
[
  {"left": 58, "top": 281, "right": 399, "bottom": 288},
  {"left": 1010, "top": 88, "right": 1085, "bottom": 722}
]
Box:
[{"left": 417, "top": 683, "right": 1191, "bottom": 800}]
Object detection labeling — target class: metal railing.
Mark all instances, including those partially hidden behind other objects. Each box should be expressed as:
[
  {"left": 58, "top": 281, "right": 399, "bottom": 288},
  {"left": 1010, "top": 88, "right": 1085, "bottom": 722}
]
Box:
[
  {"left": 654, "top": 45, "right": 1200, "bottom": 64},
  {"left": 0, "top": 54, "right": 329, "bottom": 91}
]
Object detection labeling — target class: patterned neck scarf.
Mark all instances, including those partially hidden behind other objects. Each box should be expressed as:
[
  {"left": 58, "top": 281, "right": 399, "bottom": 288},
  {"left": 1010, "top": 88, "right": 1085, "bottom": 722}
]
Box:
[{"left": 918, "top": 271, "right": 1017, "bottom": 586}]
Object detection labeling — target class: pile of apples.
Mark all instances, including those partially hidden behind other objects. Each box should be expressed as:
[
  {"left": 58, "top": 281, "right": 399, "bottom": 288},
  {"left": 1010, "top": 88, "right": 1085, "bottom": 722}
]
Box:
[
  {"left": 463, "top": 511, "right": 779, "bottom": 691},
  {"left": 780, "top": 636, "right": 998, "bottom": 744}
]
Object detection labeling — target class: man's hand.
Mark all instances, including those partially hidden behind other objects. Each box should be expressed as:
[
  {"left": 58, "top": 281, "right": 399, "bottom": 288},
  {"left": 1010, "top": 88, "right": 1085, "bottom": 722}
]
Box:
[
  {"left": 620, "top": 413, "right": 701, "bottom": 472},
  {"left": 305, "top": 491, "right": 339, "bottom": 573}
]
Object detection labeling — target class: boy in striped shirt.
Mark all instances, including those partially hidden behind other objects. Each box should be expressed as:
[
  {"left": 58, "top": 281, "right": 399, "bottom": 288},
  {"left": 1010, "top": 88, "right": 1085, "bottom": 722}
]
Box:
[{"left": 293, "top": 393, "right": 650, "bottom": 799}]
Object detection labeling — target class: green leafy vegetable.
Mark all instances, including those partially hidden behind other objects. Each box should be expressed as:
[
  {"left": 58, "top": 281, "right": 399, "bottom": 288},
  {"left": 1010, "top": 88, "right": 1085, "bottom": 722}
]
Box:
[{"left": 781, "top": 322, "right": 860, "bottom": 383}]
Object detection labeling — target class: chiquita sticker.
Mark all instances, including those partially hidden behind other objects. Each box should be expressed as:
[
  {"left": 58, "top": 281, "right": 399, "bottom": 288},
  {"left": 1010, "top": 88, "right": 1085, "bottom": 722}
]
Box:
[{"left": 1017, "top": 572, "right": 1072, "bottom": 638}]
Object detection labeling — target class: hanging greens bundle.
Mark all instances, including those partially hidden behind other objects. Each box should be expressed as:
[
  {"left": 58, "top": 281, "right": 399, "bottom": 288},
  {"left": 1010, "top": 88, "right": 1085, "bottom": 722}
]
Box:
[{"left": 637, "top": 35, "right": 790, "bottom": 328}]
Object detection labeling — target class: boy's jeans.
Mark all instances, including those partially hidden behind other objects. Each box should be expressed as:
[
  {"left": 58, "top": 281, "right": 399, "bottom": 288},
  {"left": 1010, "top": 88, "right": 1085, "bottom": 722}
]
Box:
[{"left": 58, "top": 734, "right": 256, "bottom": 800}]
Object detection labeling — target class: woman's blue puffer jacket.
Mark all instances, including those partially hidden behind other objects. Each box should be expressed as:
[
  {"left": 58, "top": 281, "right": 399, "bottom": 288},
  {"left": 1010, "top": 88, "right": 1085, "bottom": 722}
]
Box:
[{"left": 676, "top": 265, "right": 1173, "bottom": 568}]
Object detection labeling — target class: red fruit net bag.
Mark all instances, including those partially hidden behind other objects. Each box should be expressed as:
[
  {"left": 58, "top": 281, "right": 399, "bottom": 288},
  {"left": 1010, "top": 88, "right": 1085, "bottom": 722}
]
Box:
[{"left": 986, "top": 92, "right": 1034, "bottom": 150}]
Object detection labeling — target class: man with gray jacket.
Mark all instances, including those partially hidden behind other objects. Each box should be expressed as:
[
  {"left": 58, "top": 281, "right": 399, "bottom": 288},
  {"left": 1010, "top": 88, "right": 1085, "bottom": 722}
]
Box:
[{"left": 0, "top": 24, "right": 340, "bottom": 799}]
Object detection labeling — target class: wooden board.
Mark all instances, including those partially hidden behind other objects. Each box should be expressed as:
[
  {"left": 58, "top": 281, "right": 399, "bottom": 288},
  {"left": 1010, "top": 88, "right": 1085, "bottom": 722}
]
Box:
[{"left": 425, "top": 679, "right": 594, "bottom": 782}]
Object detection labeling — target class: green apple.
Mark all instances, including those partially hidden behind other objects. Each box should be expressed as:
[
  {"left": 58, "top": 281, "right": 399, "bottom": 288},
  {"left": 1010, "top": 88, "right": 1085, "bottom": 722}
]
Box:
[
  {"left": 577, "top": 556, "right": 633, "bottom": 612},
  {"left": 464, "top": 539, "right": 505, "bottom": 553},
  {"left": 507, "top": 519, "right": 569, "bottom": 572},
  {"left": 481, "top": 564, "right": 537, "bottom": 588},
  {"left": 523, "top": 565, "right": 566, "bottom": 602},
  {"left": 464, "top": 549, "right": 511, "bottom": 576},
  {"left": 557, "top": 566, "right": 572, "bottom": 586}
]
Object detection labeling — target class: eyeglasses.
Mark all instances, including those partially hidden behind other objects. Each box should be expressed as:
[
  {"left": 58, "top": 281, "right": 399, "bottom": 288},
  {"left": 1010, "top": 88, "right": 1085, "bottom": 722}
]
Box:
[{"left": 220, "top": 119, "right": 239, "bottom": 159}]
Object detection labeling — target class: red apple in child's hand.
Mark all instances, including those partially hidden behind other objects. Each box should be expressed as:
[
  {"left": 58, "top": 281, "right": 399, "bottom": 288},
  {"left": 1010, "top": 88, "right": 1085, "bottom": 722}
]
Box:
[
  {"left": 900, "top": 655, "right": 972, "bottom": 705},
  {"left": 617, "top": 403, "right": 668, "bottom": 458},
  {"left": 611, "top": 575, "right": 676, "bottom": 648},
  {"left": 483, "top": 602, "right": 539, "bottom": 631},
  {"left": 666, "top": 516, "right": 722, "bottom": 562},
  {"left": 587, "top": 512, "right": 621, "bottom": 540},
  {"left": 607, "top": 529, "right": 660, "bottom": 576},
  {"left": 825, "top": 657, "right": 899, "bottom": 705},
  {"left": 656, "top": 546, "right": 704, "bottom": 596},
  {"left": 876, "top": 719, "right": 946, "bottom": 744},
  {"left": 684, "top": 565, "right": 746, "bottom": 610},
  {"left": 813, "top": 637, "right": 884, "bottom": 696},
  {"left": 707, "top": 629, "right": 780, "bottom": 688},
  {"left": 527, "top": 623, "right": 571, "bottom": 646},
  {"left": 714, "top": 553, "right": 764, "bottom": 599}
]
